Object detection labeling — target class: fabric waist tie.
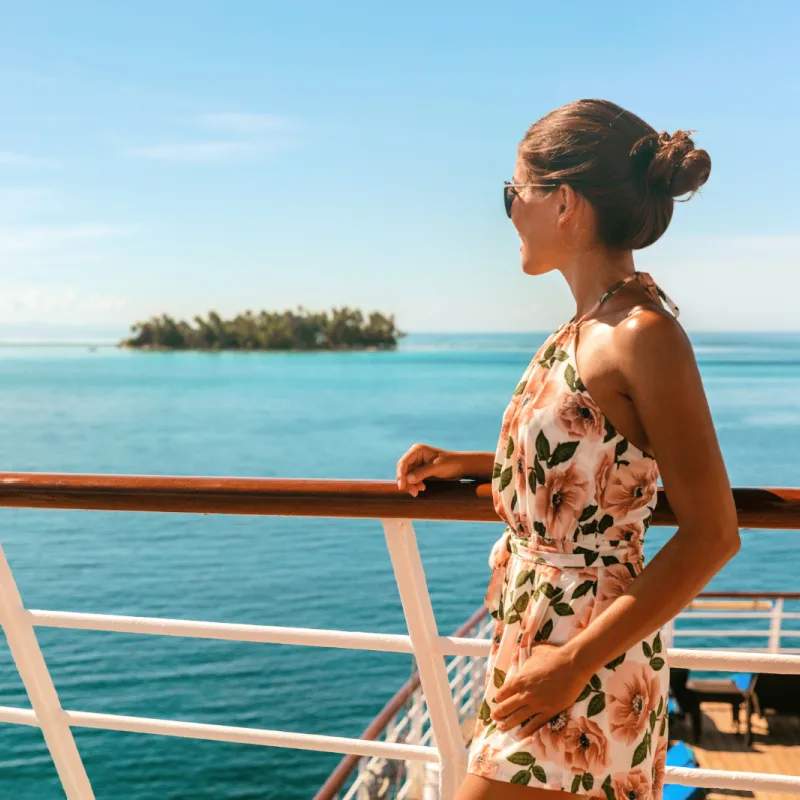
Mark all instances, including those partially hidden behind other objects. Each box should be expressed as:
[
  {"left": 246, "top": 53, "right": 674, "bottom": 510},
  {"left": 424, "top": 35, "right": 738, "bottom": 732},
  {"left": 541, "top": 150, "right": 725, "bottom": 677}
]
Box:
[
  {"left": 484, "top": 526, "right": 643, "bottom": 618},
  {"left": 508, "top": 534, "right": 641, "bottom": 568}
]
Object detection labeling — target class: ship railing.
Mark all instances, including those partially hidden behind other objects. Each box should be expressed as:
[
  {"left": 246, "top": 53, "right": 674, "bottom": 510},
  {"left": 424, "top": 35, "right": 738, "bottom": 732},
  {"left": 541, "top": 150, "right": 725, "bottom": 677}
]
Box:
[
  {"left": 331, "top": 609, "right": 496, "bottom": 800},
  {"left": 662, "top": 592, "right": 800, "bottom": 653},
  {"left": 0, "top": 474, "right": 798, "bottom": 800}
]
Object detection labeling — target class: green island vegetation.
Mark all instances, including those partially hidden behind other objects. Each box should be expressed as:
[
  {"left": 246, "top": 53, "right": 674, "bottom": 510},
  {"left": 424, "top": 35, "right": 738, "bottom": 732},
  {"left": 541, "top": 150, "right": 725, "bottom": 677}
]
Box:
[{"left": 120, "top": 306, "right": 405, "bottom": 351}]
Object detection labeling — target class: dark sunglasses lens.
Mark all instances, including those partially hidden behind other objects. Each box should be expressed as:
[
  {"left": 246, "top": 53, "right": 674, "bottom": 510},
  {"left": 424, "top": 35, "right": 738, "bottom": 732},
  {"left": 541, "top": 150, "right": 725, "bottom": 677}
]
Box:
[{"left": 503, "top": 184, "right": 514, "bottom": 218}]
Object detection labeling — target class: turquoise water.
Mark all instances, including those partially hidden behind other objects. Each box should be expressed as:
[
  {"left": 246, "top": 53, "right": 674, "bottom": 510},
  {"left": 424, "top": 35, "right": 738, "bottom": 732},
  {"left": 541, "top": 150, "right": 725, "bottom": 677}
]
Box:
[{"left": 0, "top": 332, "right": 798, "bottom": 799}]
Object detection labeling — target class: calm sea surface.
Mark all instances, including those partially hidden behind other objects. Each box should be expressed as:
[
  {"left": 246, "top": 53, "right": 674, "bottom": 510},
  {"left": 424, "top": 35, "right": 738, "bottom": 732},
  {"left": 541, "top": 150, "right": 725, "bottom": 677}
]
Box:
[{"left": 0, "top": 332, "right": 798, "bottom": 799}]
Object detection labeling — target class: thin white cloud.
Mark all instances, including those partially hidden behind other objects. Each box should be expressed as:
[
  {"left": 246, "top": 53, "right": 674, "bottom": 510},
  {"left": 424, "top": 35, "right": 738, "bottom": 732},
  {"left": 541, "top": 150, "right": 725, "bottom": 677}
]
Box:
[
  {"left": 0, "top": 64, "right": 60, "bottom": 87},
  {"left": 128, "top": 140, "right": 270, "bottom": 164},
  {"left": 0, "top": 186, "right": 59, "bottom": 217},
  {"left": 129, "top": 111, "right": 296, "bottom": 164},
  {"left": 0, "top": 223, "right": 132, "bottom": 255},
  {"left": 0, "top": 285, "right": 128, "bottom": 323},
  {"left": 199, "top": 112, "right": 289, "bottom": 134},
  {"left": 705, "top": 235, "right": 800, "bottom": 250},
  {"left": 0, "top": 151, "right": 44, "bottom": 167}
]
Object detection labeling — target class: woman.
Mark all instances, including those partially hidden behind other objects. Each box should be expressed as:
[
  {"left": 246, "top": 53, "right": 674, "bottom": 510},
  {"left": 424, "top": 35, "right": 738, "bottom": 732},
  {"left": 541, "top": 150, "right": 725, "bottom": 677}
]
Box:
[{"left": 395, "top": 99, "right": 740, "bottom": 800}]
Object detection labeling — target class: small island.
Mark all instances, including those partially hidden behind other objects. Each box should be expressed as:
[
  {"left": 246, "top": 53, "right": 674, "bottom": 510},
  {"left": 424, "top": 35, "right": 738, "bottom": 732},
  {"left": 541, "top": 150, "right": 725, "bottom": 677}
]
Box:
[{"left": 121, "top": 306, "right": 405, "bottom": 351}]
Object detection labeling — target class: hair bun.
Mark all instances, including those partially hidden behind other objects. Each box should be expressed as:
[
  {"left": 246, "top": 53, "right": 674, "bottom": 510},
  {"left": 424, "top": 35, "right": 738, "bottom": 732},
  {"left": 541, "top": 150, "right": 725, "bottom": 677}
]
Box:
[{"left": 631, "top": 129, "right": 711, "bottom": 198}]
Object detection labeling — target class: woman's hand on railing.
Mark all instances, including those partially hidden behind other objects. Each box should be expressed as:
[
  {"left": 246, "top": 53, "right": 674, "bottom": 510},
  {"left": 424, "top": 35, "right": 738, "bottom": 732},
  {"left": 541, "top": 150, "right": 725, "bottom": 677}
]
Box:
[{"left": 395, "top": 445, "right": 468, "bottom": 497}]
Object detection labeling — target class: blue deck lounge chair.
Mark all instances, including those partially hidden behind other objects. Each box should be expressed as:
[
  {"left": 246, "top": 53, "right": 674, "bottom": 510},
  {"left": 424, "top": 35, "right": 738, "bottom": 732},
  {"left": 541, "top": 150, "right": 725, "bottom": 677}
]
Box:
[{"left": 663, "top": 741, "right": 706, "bottom": 800}]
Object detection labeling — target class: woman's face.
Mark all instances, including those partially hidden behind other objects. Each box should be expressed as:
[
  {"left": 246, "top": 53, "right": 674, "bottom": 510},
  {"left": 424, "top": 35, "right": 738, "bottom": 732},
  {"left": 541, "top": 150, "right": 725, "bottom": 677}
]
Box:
[{"left": 509, "top": 155, "right": 566, "bottom": 275}]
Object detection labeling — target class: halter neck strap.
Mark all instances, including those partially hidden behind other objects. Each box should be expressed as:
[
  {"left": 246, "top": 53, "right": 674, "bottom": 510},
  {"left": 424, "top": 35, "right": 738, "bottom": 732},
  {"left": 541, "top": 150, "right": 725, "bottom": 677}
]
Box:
[{"left": 572, "top": 271, "right": 680, "bottom": 327}]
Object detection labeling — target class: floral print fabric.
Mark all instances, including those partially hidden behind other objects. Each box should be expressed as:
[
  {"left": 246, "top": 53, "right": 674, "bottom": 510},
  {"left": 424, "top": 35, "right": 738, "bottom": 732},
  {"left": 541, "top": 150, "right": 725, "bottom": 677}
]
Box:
[{"left": 467, "top": 271, "right": 680, "bottom": 798}]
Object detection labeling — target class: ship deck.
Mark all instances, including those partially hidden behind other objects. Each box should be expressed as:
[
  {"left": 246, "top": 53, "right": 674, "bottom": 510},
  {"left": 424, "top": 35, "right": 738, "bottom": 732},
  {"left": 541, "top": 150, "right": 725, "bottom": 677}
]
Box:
[{"left": 671, "top": 703, "right": 800, "bottom": 800}]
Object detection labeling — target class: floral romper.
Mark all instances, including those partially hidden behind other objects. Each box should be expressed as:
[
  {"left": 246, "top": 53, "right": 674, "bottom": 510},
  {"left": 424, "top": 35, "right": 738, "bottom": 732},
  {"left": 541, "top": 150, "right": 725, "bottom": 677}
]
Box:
[{"left": 466, "top": 271, "right": 680, "bottom": 800}]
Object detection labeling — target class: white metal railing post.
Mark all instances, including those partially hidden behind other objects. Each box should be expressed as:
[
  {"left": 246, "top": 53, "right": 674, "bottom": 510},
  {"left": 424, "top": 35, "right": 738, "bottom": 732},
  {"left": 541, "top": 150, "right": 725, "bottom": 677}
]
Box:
[
  {"left": 469, "top": 652, "right": 484, "bottom": 717},
  {"left": 471, "top": 617, "right": 490, "bottom": 717},
  {"left": 769, "top": 598, "right": 784, "bottom": 653},
  {"left": 408, "top": 693, "right": 426, "bottom": 794},
  {"left": 382, "top": 519, "right": 467, "bottom": 800},
  {"left": 662, "top": 617, "right": 675, "bottom": 650},
  {"left": 0, "top": 545, "right": 95, "bottom": 799},
  {"left": 356, "top": 756, "right": 368, "bottom": 800}
]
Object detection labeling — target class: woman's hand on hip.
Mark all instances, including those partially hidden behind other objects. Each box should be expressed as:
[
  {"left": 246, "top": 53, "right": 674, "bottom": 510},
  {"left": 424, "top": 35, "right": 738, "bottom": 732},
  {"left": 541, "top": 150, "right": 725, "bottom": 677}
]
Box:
[
  {"left": 395, "top": 444, "right": 465, "bottom": 496},
  {"left": 491, "top": 641, "right": 589, "bottom": 738}
]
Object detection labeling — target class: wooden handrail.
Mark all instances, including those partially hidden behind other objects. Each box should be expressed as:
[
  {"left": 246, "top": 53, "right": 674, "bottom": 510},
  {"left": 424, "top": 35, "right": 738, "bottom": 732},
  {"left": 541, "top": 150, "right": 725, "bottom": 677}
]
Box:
[
  {"left": 0, "top": 473, "right": 799, "bottom": 528},
  {"left": 0, "top": 473, "right": 497, "bottom": 520},
  {"left": 312, "top": 606, "right": 489, "bottom": 800}
]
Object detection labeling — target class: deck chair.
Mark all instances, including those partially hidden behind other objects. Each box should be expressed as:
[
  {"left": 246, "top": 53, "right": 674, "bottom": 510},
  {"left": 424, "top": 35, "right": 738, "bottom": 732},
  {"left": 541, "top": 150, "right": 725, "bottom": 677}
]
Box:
[
  {"left": 751, "top": 673, "right": 800, "bottom": 718},
  {"left": 663, "top": 740, "right": 706, "bottom": 800},
  {"left": 670, "top": 667, "right": 758, "bottom": 744}
]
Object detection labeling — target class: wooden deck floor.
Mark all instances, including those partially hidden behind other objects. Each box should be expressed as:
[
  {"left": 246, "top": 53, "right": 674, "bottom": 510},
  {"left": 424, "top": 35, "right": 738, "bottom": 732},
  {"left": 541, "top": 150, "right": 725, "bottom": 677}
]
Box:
[{"left": 670, "top": 702, "right": 800, "bottom": 800}]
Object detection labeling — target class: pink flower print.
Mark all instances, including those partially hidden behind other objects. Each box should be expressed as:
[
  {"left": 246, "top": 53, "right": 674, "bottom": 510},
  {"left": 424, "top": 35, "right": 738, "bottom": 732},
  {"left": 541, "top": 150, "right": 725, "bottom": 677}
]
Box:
[
  {"left": 652, "top": 735, "right": 668, "bottom": 800},
  {"left": 525, "top": 364, "right": 559, "bottom": 411},
  {"left": 568, "top": 594, "right": 595, "bottom": 636},
  {"left": 529, "top": 710, "right": 571, "bottom": 763},
  {"left": 513, "top": 437, "right": 530, "bottom": 533},
  {"left": 611, "top": 769, "right": 651, "bottom": 800},
  {"left": 490, "top": 620, "right": 505, "bottom": 657},
  {"left": 517, "top": 508, "right": 532, "bottom": 540},
  {"left": 515, "top": 592, "right": 544, "bottom": 669},
  {"left": 488, "top": 532, "right": 511, "bottom": 571},
  {"left": 534, "top": 530, "right": 558, "bottom": 552},
  {"left": 604, "top": 522, "right": 643, "bottom": 547},
  {"left": 555, "top": 391, "right": 604, "bottom": 442},
  {"left": 603, "top": 459, "right": 659, "bottom": 517},
  {"left": 595, "top": 563, "right": 636, "bottom": 615},
  {"left": 533, "top": 380, "right": 559, "bottom": 410},
  {"left": 516, "top": 625, "right": 532, "bottom": 670},
  {"left": 537, "top": 564, "right": 562, "bottom": 585},
  {"left": 594, "top": 449, "right": 615, "bottom": 507},
  {"left": 607, "top": 661, "right": 661, "bottom": 745},
  {"left": 469, "top": 742, "right": 499, "bottom": 779},
  {"left": 562, "top": 716, "right": 610, "bottom": 775},
  {"left": 484, "top": 578, "right": 504, "bottom": 620},
  {"left": 484, "top": 534, "right": 511, "bottom": 616},
  {"left": 534, "top": 462, "right": 590, "bottom": 540}
]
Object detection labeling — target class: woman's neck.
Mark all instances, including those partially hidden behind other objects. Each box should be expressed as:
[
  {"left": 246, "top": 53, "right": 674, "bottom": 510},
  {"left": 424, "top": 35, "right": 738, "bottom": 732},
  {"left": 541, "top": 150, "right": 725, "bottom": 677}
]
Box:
[{"left": 560, "top": 250, "right": 636, "bottom": 321}]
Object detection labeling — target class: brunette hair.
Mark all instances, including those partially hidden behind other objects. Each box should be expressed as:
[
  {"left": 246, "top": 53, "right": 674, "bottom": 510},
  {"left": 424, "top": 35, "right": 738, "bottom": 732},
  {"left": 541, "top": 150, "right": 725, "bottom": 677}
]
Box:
[{"left": 519, "top": 99, "right": 711, "bottom": 249}]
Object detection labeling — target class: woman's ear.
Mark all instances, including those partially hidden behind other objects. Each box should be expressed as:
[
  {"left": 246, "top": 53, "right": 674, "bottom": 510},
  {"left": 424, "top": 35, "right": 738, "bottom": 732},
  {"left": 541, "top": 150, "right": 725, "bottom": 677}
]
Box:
[
  {"left": 555, "top": 183, "right": 580, "bottom": 231},
  {"left": 558, "top": 184, "right": 579, "bottom": 220}
]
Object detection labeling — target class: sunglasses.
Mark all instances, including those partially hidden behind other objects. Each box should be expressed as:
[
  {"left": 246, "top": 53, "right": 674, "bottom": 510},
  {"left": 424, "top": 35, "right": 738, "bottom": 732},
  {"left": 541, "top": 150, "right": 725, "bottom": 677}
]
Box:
[{"left": 503, "top": 180, "right": 556, "bottom": 218}]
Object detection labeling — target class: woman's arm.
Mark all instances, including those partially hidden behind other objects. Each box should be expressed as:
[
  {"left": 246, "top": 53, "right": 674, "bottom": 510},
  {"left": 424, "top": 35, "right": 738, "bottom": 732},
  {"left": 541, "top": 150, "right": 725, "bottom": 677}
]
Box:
[
  {"left": 396, "top": 447, "right": 495, "bottom": 496},
  {"left": 459, "top": 451, "right": 497, "bottom": 481},
  {"left": 561, "top": 310, "right": 741, "bottom": 675}
]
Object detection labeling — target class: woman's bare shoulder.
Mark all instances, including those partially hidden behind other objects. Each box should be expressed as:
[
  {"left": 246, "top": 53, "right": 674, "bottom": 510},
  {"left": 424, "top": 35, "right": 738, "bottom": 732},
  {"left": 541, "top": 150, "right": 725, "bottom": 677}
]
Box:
[{"left": 613, "top": 304, "right": 690, "bottom": 359}]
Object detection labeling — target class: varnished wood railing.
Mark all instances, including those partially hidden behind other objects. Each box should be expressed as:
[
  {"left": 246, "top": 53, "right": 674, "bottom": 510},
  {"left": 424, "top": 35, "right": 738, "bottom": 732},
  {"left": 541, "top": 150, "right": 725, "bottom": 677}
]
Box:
[{"left": 1, "top": 473, "right": 800, "bottom": 528}]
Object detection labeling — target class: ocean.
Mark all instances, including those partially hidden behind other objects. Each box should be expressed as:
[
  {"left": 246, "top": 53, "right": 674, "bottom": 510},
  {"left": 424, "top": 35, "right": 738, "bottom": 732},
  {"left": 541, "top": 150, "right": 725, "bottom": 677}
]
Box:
[{"left": 0, "top": 331, "right": 798, "bottom": 799}]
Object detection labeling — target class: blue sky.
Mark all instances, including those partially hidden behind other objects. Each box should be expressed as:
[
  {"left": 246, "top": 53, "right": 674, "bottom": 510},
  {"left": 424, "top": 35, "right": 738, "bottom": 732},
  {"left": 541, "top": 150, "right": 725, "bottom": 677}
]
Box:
[{"left": 0, "top": 0, "right": 798, "bottom": 334}]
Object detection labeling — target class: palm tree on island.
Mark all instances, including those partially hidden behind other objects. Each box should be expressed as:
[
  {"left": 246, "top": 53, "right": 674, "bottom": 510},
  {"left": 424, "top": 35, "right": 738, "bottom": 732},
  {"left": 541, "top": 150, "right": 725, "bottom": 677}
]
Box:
[{"left": 120, "top": 306, "right": 405, "bottom": 351}]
